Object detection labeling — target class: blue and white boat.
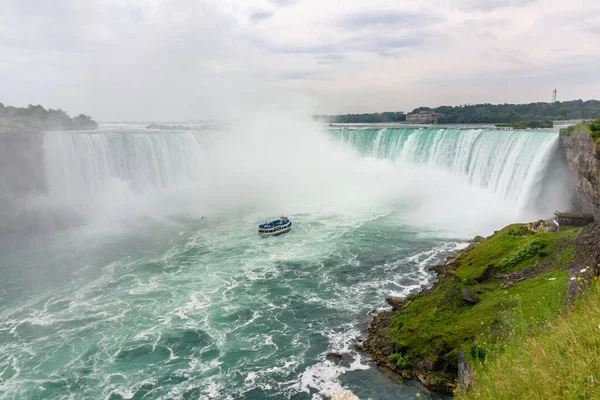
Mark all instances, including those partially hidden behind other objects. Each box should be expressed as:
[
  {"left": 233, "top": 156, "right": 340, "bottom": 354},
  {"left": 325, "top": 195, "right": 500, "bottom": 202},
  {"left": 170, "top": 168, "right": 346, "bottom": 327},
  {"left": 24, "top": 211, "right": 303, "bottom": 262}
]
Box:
[{"left": 258, "top": 216, "right": 292, "bottom": 237}]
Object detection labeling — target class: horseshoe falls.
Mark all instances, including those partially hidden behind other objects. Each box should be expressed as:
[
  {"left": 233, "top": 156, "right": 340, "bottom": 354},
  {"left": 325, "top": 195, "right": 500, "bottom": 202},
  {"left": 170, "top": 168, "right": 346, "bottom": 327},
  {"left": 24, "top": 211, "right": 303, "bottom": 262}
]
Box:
[
  {"left": 331, "top": 127, "right": 571, "bottom": 218},
  {"left": 0, "top": 122, "right": 573, "bottom": 400}
]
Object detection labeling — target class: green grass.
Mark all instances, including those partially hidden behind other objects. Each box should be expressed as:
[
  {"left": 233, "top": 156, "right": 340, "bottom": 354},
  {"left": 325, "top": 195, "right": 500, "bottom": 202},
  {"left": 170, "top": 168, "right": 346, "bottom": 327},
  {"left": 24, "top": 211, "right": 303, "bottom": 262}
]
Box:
[
  {"left": 463, "top": 278, "right": 600, "bottom": 399},
  {"left": 385, "top": 224, "right": 582, "bottom": 370}
]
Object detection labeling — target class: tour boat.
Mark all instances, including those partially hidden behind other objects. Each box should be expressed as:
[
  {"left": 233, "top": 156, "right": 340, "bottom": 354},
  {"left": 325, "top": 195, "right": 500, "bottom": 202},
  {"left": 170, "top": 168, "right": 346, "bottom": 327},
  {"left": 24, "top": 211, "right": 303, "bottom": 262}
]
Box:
[{"left": 258, "top": 216, "right": 292, "bottom": 237}]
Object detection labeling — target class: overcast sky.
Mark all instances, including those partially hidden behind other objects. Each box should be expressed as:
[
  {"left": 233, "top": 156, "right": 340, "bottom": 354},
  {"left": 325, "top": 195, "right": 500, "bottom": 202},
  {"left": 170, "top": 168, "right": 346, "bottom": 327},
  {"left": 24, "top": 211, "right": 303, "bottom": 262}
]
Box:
[{"left": 1, "top": 0, "right": 599, "bottom": 121}]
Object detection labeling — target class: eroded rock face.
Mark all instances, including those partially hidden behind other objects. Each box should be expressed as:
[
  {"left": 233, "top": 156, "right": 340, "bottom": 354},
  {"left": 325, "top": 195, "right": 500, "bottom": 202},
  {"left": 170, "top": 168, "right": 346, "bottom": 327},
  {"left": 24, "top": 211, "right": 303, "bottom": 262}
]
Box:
[{"left": 561, "top": 129, "right": 600, "bottom": 215}]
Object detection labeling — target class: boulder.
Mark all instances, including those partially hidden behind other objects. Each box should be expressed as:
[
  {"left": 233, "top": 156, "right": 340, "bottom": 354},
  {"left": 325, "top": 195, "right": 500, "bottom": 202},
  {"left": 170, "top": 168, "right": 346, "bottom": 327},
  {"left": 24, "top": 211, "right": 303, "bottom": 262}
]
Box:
[
  {"left": 326, "top": 353, "right": 343, "bottom": 361},
  {"left": 458, "top": 348, "right": 473, "bottom": 389},
  {"left": 461, "top": 288, "right": 478, "bottom": 304},
  {"left": 385, "top": 297, "right": 406, "bottom": 310},
  {"left": 401, "top": 369, "right": 413, "bottom": 379}
]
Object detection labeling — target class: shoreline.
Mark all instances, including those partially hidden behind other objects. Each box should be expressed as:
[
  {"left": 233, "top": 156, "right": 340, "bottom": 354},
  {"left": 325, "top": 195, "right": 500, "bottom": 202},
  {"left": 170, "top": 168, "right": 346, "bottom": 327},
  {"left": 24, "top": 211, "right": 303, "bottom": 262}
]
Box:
[
  {"left": 360, "top": 220, "right": 599, "bottom": 395},
  {"left": 361, "top": 242, "right": 477, "bottom": 394}
]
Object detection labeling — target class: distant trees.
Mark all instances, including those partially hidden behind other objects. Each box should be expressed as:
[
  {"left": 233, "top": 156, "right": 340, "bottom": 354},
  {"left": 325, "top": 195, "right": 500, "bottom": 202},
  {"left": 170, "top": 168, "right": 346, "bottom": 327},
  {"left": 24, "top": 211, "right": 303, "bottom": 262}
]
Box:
[
  {"left": 0, "top": 103, "right": 97, "bottom": 131},
  {"left": 434, "top": 100, "right": 600, "bottom": 124},
  {"left": 313, "top": 100, "right": 600, "bottom": 124},
  {"left": 495, "top": 119, "right": 554, "bottom": 129},
  {"left": 313, "top": 111, "right": 406, "bottom": 124}
]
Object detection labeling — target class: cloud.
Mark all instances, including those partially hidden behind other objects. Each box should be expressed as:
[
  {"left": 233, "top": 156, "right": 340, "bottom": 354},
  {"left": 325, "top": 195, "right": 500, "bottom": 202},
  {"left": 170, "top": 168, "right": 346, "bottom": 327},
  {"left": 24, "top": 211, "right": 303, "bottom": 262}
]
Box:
[
  {"left": 459, "top": 0, "right": 537, "bottom": 11},
  {"left": 0, "top": 0, "right": 598, "bottom": 120},
  {"left": 315, "top": 53, "right": 348, "bottom": 64},
  {"left": 249, "top": 11, "right": 273, "bottom": 23},
  {"left": 342, "top": 11, "right": 438, "bottom": 30},
  {"left": 281, "top": 71, "right": 328, "bottom": 80}
]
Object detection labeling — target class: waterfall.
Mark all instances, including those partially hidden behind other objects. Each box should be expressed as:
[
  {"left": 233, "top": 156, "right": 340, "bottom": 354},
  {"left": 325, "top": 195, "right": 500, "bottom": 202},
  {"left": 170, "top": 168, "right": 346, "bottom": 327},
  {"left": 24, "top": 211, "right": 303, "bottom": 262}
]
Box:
[
  {"left": 0, "top": 124, "right": 573, "bottom": 236},
  {"left": 330, "top": 127, "right": 567, "bottom": 214},
  {"left": 43, "top": 130, "right": 211, "bottom": 197}
]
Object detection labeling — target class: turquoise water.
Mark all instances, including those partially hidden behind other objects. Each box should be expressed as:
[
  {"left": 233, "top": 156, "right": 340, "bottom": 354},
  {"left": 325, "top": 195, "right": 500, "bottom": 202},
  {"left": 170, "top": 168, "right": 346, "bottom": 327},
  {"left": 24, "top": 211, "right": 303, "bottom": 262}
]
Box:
[
  {"left": 0, "top": 123, "right": 569, "bottom": 399},
  {"left": 0, "top": 212, "right": 464, "bottom": 399}
]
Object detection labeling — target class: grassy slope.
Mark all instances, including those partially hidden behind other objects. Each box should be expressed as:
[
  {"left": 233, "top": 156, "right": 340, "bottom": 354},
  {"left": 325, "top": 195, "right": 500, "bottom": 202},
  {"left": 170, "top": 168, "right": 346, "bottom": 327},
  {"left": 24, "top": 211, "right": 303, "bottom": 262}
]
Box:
[
  {"left": 385, "top": 224, "right": 582, "bottom": 372},
  {"left": 464, "top": 278, "right": 600, "bottom": 399}
]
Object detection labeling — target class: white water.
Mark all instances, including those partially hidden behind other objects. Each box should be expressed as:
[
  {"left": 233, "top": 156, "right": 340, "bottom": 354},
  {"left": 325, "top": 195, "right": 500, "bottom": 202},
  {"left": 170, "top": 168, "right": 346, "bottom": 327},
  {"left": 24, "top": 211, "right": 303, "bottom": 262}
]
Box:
[
  {"left": 332, "top": 127, "right": 570, "bottom": 218},
  {"left": 37, "top": 122, "right": 572, "bottom": 237}
]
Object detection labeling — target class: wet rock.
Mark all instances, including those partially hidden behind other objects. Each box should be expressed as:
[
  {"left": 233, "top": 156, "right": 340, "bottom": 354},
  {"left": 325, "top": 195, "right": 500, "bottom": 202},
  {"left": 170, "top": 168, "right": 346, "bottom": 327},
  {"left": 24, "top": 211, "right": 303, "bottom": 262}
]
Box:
[
  {"left": 400, "top": 369, "right": 413, "bottom": 379},
  {"left": 461, "top": 288, "right": 478, "bottom": 304},
  {"left": 325, "top": 353, "right": 343, "bottom": 361},
  {"left": 385, "top": 360, "right": 397, "bottom": 371},
  {"left": 445, "top": 256, "right": 456, "bottom": 265},
  {"left": 385, "top": 297, "right": 406, "bottom": 310},
  {"left": 502, "top": 281, "right": 514, "bottom": 289}
]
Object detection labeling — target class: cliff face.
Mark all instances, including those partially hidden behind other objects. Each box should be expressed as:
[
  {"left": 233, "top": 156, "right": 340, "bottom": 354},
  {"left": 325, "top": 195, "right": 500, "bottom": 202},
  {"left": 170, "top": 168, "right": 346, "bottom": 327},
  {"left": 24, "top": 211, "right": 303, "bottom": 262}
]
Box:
[{"left": 561, "top": 129, "right": 600, "bottom": 215}]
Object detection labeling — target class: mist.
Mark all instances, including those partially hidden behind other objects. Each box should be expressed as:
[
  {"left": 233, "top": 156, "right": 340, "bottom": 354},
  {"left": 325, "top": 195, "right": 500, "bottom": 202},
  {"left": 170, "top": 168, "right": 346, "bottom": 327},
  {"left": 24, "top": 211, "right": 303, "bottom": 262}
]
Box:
[{"left": 2, "top": 109, "right": 565, "bottom": 239}]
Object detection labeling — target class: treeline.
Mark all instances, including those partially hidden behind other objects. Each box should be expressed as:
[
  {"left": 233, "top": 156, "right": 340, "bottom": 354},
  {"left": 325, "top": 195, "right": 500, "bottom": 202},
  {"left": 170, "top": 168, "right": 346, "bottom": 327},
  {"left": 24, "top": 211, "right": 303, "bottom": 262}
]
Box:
[
  {"left": 313, "top": 111, "right": 406, "bottom": 123},
  {"left": 314, "top": 100, "right": 600, "bottom": 124},
  {"left": 496, "top": 119, "right": 554, "bottom": 129},
  {"left": 0, "top": 103, "right": 98, "bottom": 131}
]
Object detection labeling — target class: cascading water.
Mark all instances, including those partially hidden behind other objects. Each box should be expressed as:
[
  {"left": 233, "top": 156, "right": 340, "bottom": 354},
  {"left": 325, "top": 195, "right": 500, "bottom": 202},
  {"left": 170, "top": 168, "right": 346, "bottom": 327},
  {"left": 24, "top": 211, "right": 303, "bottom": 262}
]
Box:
[
  {"left": 0, "top": 122, "right": 575, "bottom": 400},
  {"left": 331, "top": 127, "right": 571, "bottom": 217},
  {"left": 44, "top": 129, "right": 210, "bottom": 198}
]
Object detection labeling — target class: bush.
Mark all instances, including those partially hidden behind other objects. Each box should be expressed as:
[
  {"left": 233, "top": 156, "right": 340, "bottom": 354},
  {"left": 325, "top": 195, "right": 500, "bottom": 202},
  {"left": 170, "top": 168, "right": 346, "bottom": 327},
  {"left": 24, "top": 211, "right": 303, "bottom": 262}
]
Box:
[
  {"left": 589, "top": 118, "right": 600, "bottom": 142},
  {"left": 497, "top": 238, "right": 546, "bottom": 270},
  {"left": 507, "top": 226, "right": 529, "bottom": 236},
  {"left": 468, "top": 343, "right": 487, "bottom": 362},
  {"left": 389, "top": 353, "right": 412, "bottom": 369},
  {"left": 559, "top": 123, "right": 587, "bottom": 136}
]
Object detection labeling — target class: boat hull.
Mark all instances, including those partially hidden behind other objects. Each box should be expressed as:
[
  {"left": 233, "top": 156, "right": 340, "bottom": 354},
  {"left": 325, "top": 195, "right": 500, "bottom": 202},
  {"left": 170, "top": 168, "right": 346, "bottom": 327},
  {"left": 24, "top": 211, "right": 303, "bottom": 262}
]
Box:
[{"left": 258, "top": 224, "right": 292, "bottom": 237}]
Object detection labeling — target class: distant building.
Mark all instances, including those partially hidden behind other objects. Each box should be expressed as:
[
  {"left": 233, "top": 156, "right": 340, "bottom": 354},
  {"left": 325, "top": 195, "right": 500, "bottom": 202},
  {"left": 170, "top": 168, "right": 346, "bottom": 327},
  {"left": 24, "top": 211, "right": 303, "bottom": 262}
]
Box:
[{"left": 406, "top": 110, "right": 444, "bottom": 124}]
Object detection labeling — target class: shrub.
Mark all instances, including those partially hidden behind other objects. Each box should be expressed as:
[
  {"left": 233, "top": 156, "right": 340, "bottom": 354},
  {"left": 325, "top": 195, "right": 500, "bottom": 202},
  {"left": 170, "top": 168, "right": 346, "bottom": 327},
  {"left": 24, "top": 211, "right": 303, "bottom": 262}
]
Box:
[
  {"left": 589, "top": 118, "right": 600, "bottom": 142},
  {"left": 497, "top": 238, "right": 546, "bottom": 270},
  {"left": 388, "top": 353, "right": 412, "bottom": 369}
]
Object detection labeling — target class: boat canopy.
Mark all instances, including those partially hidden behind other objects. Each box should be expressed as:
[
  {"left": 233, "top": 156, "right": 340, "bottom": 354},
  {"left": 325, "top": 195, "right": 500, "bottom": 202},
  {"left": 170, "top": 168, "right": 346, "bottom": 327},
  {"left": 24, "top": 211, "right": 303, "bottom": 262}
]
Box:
[{"left": 259, "top": 216, "right": 289, "bottom": 229}]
